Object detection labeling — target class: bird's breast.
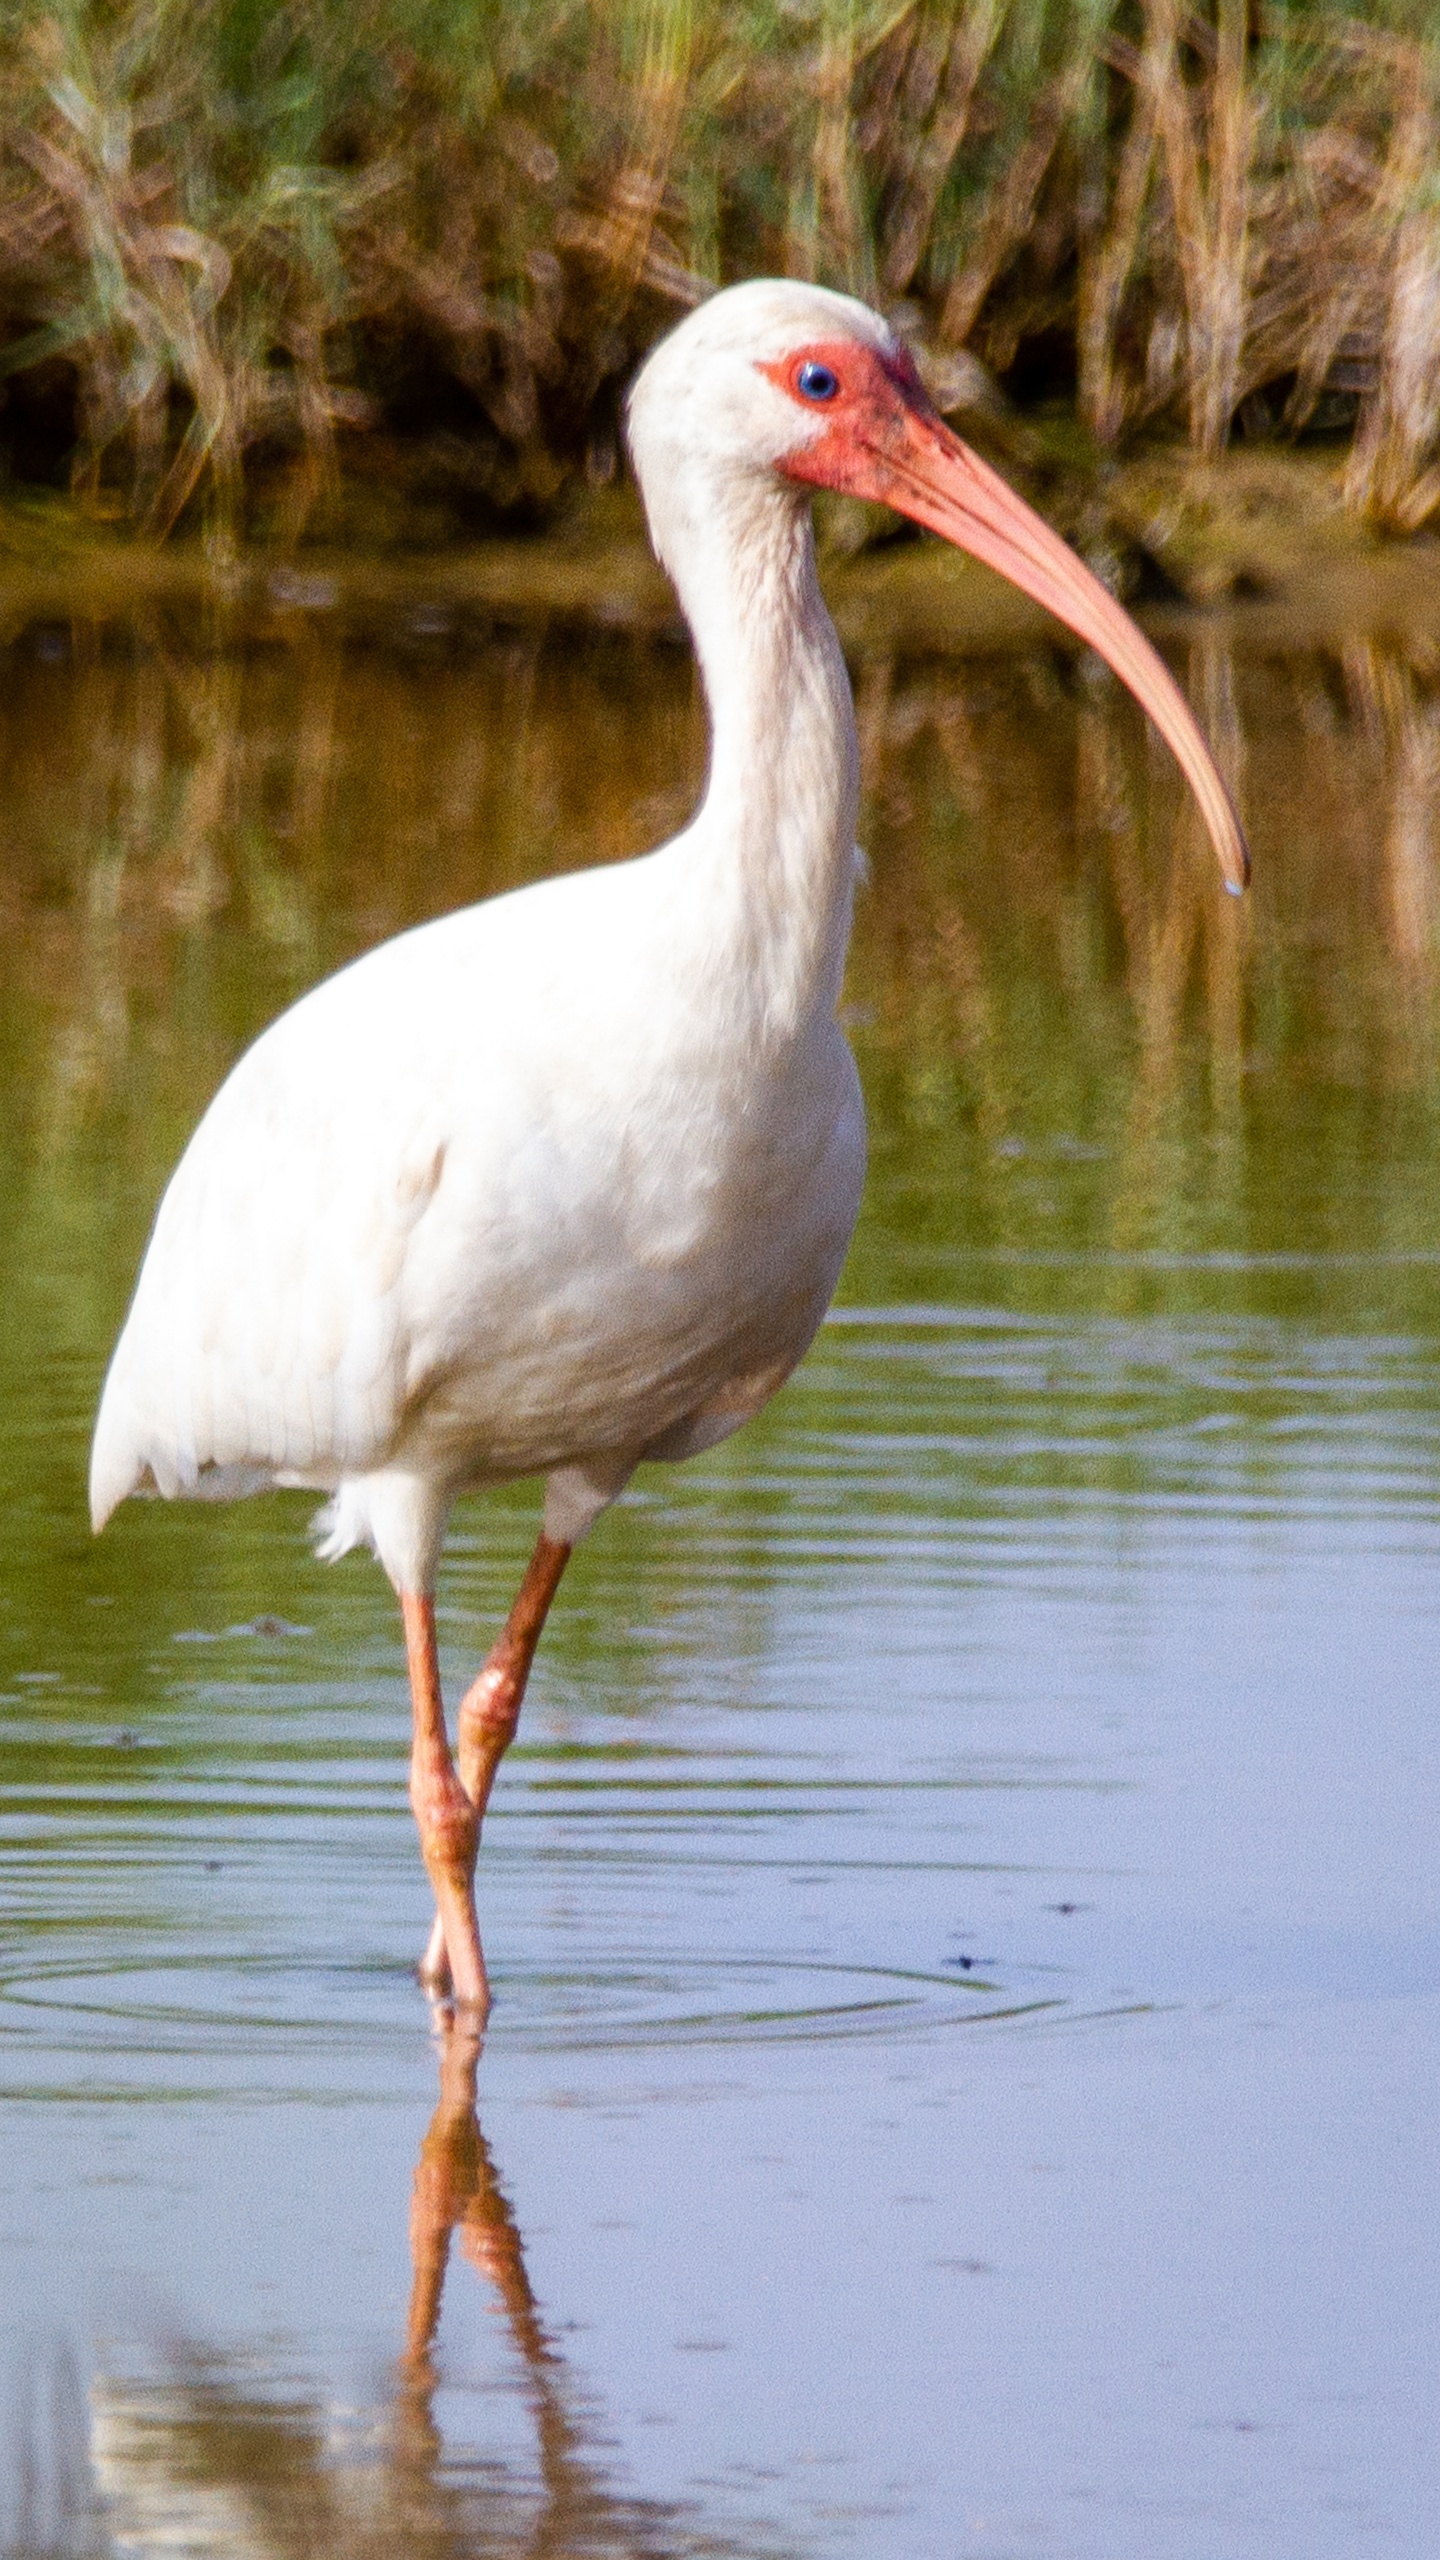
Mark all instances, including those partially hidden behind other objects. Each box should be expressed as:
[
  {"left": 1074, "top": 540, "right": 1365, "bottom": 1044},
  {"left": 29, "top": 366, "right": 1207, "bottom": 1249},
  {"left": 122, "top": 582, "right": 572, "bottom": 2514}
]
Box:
[{"left": 397, "top": 1002, "right": 865, "bottom": 1476}]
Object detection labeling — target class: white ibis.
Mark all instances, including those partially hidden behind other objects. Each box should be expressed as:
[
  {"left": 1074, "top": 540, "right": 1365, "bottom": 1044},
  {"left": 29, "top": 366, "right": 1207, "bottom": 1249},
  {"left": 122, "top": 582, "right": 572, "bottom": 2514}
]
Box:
[{"left": 90, "top": 279, "right": 1248, "bottom": 2016}]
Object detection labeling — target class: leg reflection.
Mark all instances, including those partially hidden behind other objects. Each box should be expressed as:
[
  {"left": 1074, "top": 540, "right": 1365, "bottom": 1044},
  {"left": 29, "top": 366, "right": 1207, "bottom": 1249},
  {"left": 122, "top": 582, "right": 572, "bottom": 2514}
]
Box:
[
  {"left": 80, "top": 2028, "right": 759, "bottom": 2556},
  {"left": 397, "top": 2014, "right": 588, "bottom": 2525}
]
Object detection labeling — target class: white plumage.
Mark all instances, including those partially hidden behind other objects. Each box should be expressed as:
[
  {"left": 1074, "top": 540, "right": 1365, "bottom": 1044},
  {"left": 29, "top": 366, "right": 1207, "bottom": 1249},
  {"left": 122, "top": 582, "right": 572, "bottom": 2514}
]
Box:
[
  {"left": 92, "top": 841, "right": 864, "bottom": 1586},
  {"left": 92, "top": 278, "right": 1245, "bottom": 2013}
]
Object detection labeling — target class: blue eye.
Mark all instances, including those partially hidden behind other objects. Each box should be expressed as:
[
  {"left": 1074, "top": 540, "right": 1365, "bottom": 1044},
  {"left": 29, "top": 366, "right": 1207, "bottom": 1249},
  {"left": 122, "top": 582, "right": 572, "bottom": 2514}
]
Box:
[{"left": 797, "top": 361, "right": 840, "bottom": 403}]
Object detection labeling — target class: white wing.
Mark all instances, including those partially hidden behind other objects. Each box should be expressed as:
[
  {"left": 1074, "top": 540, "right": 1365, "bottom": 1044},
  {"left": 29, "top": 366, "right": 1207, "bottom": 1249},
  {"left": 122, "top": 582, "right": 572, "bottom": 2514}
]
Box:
[
  {"left": 88, "top": 854, "right": 679, "bottom": 1529},
  {"left": 89, "top": 948, "right": 455, "bottom": 1527}
]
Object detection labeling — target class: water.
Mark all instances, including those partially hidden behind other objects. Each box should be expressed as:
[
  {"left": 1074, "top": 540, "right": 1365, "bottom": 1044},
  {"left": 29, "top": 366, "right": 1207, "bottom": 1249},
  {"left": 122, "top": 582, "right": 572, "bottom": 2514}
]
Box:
[{"left": 2, "top": 614, "right": 1440, "bottom": 2557}]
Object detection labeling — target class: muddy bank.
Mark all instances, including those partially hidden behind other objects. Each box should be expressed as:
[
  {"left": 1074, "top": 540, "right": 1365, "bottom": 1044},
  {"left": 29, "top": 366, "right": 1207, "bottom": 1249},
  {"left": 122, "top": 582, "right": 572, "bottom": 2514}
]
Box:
[{"left": 2, "top": 452, "right": 1438, "bottom": 661}]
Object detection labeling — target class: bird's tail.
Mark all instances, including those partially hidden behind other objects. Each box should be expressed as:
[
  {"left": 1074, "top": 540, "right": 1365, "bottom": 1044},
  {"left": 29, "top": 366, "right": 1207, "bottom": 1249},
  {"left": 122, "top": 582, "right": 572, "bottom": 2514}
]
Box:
[
  {"left": 89, "top": 1364, "right": 147, "bottom": 1533},
  {"left": 311, "top": 1484, "right": 372, "bottom": 1564}
]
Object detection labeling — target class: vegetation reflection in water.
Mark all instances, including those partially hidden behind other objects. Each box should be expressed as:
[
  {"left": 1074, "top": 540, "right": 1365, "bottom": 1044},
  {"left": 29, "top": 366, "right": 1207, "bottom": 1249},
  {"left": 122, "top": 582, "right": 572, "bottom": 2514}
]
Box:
[
  {"left": 3, "top": 615, "right": 1440, "bottom": 2552},
  {"left": 5, "top": 619, "right": 1440, "bottom": 1337}
]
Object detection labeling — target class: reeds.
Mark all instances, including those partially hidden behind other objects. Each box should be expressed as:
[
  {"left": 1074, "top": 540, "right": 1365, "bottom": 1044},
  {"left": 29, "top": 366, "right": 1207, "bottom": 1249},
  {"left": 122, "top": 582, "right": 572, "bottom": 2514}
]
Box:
[{"left": 3, "top": 3, "right": 1440, "bottom": 540}]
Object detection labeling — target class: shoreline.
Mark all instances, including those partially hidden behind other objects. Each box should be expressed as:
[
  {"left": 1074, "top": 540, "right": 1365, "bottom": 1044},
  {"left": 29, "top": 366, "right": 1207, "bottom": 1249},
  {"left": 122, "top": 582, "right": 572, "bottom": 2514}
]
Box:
[{"left": 3, "top": 452, "right": 1439, "bottom": 661}]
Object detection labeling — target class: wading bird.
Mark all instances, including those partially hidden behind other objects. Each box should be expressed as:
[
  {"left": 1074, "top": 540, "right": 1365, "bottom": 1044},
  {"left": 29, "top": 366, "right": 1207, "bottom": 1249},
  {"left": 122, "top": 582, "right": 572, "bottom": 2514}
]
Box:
[{"left": 91, "top": 281, "right": 1248, "bottom": 2017}]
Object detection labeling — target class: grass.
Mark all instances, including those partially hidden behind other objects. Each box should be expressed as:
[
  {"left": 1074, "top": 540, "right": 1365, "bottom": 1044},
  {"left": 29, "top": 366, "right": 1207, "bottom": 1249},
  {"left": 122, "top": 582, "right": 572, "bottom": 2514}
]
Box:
[{"left": 3, "top": 1, "right": 1440, "bottom": 548}]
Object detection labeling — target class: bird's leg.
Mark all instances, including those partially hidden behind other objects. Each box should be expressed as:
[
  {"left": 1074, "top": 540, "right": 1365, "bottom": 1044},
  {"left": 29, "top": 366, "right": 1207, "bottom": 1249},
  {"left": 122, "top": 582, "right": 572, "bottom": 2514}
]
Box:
[
  {"left": 458, "top": 1534, "right": 572, "bottom": 1811},
  {"left": 417, "top": 1534, "right": 572, "bottom": 1995},
  {"left": 402, "top": 1590, "right": 488, "bottom": 2016}
]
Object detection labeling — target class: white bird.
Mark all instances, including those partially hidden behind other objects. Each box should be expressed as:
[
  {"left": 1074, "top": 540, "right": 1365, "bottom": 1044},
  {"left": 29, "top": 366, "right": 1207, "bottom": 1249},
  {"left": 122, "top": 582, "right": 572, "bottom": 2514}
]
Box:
[{"left": 91, "top": 279, "right": 1248, "bottom": 2017}]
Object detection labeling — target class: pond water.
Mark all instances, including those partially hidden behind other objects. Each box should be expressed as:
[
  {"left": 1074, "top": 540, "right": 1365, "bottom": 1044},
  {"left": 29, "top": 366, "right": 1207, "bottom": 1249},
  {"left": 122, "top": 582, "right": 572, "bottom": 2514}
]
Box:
[{"left": 1, "top": 607, "right": 1438, "bottom": 2558}]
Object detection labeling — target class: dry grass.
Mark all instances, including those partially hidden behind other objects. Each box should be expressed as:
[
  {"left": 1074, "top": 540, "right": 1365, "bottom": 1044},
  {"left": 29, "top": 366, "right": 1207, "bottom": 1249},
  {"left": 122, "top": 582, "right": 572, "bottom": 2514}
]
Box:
[{"left": 3, "top": 3, "right": 1440, "bottom": 542}]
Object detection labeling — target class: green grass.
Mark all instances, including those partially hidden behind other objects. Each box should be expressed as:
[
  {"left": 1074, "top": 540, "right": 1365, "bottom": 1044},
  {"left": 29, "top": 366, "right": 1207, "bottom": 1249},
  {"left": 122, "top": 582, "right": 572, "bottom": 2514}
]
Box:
[{"left": 3, "top": 1, "right": 1440, "bottom": 544}]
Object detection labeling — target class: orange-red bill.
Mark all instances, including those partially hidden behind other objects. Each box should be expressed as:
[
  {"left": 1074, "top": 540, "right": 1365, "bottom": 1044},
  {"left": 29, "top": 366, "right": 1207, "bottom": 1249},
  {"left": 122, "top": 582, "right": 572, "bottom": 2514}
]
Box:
[{"left": 774, "top": 351, "right": 1250, "bottom": 894}]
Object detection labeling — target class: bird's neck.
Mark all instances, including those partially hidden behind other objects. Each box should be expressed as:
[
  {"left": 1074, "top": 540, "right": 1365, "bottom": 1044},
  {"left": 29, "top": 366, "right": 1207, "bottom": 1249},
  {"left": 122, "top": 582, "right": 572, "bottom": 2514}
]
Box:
[{"left": 667, "top": 480, "right": 860, "bottom": 1041}]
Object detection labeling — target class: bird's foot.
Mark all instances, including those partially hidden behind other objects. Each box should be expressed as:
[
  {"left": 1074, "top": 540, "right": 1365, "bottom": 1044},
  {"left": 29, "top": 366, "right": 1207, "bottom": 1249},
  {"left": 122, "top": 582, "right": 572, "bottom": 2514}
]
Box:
[
  {"left": 417, "top": 1910, "right": 452, "bottom": 1998},
  {"left": 417, "top": 1912, "right": 493, "bottom": 2024},
  {"left": 419, "top": 1956, "right": 491, "bottom": 2028}
]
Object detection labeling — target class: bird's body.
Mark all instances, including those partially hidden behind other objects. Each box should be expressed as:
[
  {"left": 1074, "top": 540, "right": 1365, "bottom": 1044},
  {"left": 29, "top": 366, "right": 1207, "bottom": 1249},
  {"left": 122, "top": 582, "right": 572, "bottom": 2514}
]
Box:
[
  {"left": 91, "top": 444, "right": 864, "bottom": 1589},
  {"left": 91, "top": 806, "right": 864, "bottom": 1585},
  {"left": 92, "top": 279, "right": 1247, "bottom": 2015}
]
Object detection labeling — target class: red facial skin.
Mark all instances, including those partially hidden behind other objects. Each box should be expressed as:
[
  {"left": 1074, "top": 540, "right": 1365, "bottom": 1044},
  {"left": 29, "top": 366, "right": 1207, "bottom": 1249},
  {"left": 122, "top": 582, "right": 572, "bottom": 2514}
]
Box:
[{"left": 760, "top": 339, "right": 1250, "bottom": 894}]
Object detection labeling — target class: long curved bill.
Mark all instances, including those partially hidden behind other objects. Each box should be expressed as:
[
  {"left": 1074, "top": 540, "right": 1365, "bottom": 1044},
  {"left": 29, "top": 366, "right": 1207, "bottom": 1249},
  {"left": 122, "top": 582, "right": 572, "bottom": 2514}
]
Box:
[{"left": 791, "top": 379, "right": 1250, "bottom": 893}]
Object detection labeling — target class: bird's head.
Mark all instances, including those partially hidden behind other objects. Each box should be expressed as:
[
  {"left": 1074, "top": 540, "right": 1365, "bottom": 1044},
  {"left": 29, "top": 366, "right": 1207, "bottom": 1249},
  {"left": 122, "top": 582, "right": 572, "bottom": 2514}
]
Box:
[{"left": 628, "top": 280, "right": 1248, "bottom": 893}]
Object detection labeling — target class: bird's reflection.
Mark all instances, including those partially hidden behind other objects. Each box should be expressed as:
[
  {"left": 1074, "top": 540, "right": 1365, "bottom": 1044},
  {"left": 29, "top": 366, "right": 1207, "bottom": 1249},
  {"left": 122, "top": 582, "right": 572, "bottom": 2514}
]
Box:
[
  {"left": 395, "top": 2013, "right": 594, "bottom": 2530},
  {"left": 41, "top": 2021, "right": 780, "bottom": 2560}
]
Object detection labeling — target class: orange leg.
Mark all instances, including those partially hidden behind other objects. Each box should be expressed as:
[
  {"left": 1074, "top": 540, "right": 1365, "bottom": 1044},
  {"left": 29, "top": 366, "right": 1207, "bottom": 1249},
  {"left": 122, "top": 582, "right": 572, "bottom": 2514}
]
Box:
[
  {"left": 402, "top": 1590, "right": 487, "bottom": 2015},
  {"left": 415, "top": 1534, "right": 572, "bottom": 2001}
]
